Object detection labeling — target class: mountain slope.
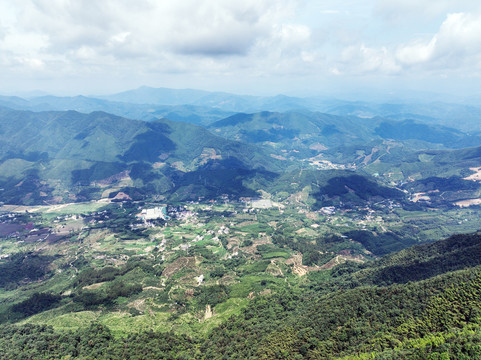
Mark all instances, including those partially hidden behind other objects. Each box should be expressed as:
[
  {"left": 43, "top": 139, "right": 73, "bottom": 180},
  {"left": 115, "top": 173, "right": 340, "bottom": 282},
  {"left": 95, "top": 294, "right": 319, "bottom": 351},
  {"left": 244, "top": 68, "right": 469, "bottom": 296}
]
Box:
[
  {"left": 2, "top": 231, "right": 481, "bottom": 359},
  {"left": 208, "top": 110, "right": 481, "bottom": 167},
  {"left": 2, "top": 106, "right": 479, "bottom": 207},
  {"left": 202, "top": 232, "right": 481, "bottom": 359},
  {"left": 360, "top": 144, "right": 481, "bottom": 205},
  {"left": 0, "top": 108, "right": 285, "bottom": 204},
  {"left": 209, "top": 111, "right": 379, "bottom": 160}
]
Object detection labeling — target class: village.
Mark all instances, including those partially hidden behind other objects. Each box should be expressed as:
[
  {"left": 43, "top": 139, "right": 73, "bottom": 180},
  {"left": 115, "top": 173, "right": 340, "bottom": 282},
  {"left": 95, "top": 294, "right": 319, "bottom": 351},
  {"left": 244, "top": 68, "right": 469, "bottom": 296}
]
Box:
[
  {"left": 0, "top": 192, "right": 434, "bottom": 258},
  {"left": 1, "top": 190, "right": 480, "bottom": 271}
]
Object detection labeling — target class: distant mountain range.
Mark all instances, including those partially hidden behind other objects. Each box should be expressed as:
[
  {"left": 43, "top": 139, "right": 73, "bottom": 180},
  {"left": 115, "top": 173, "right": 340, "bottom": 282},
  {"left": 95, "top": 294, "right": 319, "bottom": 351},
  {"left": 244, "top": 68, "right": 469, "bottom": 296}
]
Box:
[
  {"left": 1, "top": 85, "right": 481, "bottom": 131},
  {"left": 0, "top": 94, "right": 233, "bottom": 125},
  {"left": 208, "top": 110, "right": 481, "bottom": 163}
]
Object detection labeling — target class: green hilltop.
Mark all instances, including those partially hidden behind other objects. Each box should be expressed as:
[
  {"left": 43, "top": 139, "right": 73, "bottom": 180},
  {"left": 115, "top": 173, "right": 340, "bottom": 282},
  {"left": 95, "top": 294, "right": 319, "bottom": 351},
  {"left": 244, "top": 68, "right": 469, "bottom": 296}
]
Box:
[{"left": 0, "top": 108, "right": 288, "bottom": 204}]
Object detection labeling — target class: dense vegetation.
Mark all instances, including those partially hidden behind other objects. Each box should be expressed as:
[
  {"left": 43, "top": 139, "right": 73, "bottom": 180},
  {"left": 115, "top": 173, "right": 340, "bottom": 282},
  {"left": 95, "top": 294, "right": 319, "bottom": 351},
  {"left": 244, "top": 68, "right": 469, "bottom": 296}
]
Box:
[
  {"left": 2, "top": 232, "right": 481, "bottom": 358},
  {"left": 3, "top": 106, "right": 481, "bottom": 207},
  {"left": 0, "top": 108, "right": 286, "bottom": 204},
  {"left": 0, "top": 252, "right": 56, "bottom": 289}
]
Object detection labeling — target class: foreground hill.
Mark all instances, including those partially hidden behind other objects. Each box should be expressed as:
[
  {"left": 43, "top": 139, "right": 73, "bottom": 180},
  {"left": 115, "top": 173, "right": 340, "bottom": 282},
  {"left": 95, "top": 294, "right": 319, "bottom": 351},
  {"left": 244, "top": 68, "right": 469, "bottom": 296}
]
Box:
[
  {"left": 184, "top": 232, "right": 481, "bottom": 358},
  {"left": 2, "top": 228, "right": 481, "bottom": 359}
]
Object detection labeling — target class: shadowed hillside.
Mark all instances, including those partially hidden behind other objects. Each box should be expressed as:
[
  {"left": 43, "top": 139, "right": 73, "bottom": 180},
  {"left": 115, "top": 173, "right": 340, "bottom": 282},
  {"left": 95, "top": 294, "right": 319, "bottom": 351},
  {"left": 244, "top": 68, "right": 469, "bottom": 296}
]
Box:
[{"left": 0, "top": 108, "right": 285, "bottom": 204}]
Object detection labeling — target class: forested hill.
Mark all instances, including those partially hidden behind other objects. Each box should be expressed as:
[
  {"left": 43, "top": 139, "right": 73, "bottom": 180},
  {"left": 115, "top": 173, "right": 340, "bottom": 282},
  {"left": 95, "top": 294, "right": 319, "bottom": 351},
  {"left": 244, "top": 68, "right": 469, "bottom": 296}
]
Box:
[
  {"left": 202, "top": 232, "right": 481, "bottom": 359},
  {"left": 0, "top": 107, "right": 286, "bottom": 204},
  {"left": 0, "top": 107, "right": 412, "bottom": 206},
  {"left": 2, "top": 232, "right": 481, "bottom": 359},
  {"left": 208, "top": 110, "right": 481, "bottom": 156}
]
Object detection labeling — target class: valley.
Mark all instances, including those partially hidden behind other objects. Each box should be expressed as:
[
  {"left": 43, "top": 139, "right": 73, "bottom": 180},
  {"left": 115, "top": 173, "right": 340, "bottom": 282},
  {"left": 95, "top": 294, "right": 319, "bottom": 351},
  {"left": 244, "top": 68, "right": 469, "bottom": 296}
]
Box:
[
  {"left": 3, "top": 193, "right": 481, "bottom": 358},
  {"left": 1, "top": 189, "right": 481, "bottom": 334},
  {"left": 2, "top": 88, "right": 481, "bottom": 358}
]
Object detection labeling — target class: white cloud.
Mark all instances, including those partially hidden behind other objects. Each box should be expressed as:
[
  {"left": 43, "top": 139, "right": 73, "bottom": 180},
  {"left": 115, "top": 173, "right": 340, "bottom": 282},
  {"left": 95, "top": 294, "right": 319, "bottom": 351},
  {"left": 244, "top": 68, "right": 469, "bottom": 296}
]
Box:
[
  {"left": 16, "top": 57, "right": 45, "bottom": 70},
  {"left": 337, "top": 44, "right": 401, "bottom": 75},
  {"left": 396, "top": 12, "right": 481, "bottom": 69},
  {"left": 278, "top": 24, "right": 311, "bottom": 48},
  {"left": 435, "top": 13, "right": 481, "bottom": 58},
  {"left": 0, "top": 0, "right": 480, "bottom": 95},
  {"left": 396, "top": 38, "right": 437, "bottom": 65},
  {"left": 11, "top": 0, "right": 297, "bottom": 58},
  {"left": 330, "top": 9, "right": 481, "bottom": 81},
  {"left": 0, "top": 0, "right": 315, "bottom": 82}
]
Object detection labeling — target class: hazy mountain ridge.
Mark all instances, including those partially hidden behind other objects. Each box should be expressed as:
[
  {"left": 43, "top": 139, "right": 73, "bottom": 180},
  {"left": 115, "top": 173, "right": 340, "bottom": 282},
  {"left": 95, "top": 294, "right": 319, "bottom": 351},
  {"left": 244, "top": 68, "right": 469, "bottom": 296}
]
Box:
[
  {"left": 0, "top": 95, "right": 234, "bottom": 125},
  {"left": 207, "top": 110, "right": 481, "bottom": 170},
  {"left": 100, "top": 87, "right": 481, "bottom": 132},
  {"left": 3, "top": 86, "right": 481, "bottom": 133},
  {"left": 325, "top": 100, "right": 481, "bottom": 132}
]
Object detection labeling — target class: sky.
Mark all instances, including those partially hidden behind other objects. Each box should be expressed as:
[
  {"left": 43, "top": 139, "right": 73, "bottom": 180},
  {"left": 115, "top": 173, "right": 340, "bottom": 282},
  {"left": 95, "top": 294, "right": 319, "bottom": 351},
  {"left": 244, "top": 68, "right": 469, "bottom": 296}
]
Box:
[{"left": 1, "top": 0, "right": 481, "bottom": 99}]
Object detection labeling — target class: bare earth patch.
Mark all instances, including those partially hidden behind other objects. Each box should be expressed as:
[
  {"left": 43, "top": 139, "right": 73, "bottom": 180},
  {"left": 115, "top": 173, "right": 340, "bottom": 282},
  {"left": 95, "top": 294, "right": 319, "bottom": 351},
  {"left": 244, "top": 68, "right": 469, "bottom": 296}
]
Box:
[
  {"left": 464, "top": 167, "right": 481, "bottom": 182},
  {"left": 286, "top": 253, "right": 318, "bottom": 276},
  {"left": 362, "top": 147, "right": 379, "bottom": 165},
  {"left": 411, "top": 192, "right": 431, "bottom": 202},
  {"left": 309, "top": 143, "right": 328, "bottom": 151},
  {"left": 455, "top": 198, "right": 481, "bottom": 208},
  {"left": 162, "top": 257, "right": 196, "bottom": 278},
  {"left": 270, "top": 154, "right": 287, "bottom": 160},
  {"left": 204, "top": 305, "right": 213, "bottom": 320},
  {"left": 143, "top": 286, "right": 164, "bottom": 291},
  {"left": 321, "top": 253, "right": 365, "bottom": 270},
  {"left": 198, "top": 148, "right": 222, "bottom": 165},
  {"left": 128, "top": 299, "right": 147, "bottom": 312},
  {"left": 83, "top": 282, "right": 105, "bottom": 290}
]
